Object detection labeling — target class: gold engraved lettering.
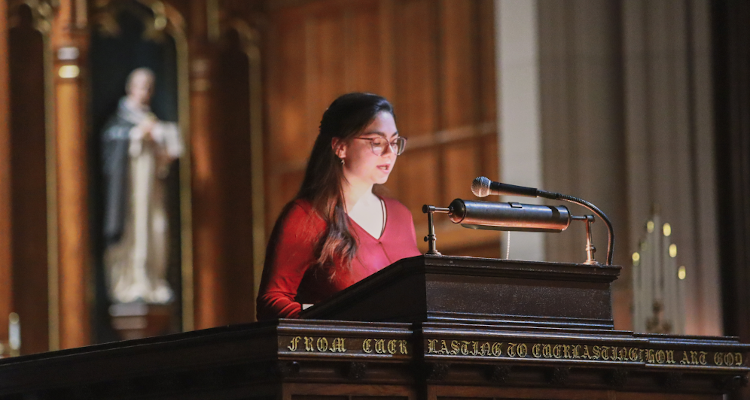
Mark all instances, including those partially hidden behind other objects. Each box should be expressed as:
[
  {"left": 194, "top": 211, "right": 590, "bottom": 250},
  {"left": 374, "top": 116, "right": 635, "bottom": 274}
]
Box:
[
  {"left": 601, "top": 346, "right": 609, "bottom": 361},
  {"left": 563, "top": 345, "right": 571, "bottom": 359},
  {"left": 629, "top": 348, "right": 639, "bottom": 361},
  {"left": 592, "top": 346, "right": 601, "bottom": 360},
  {"left": 714, "top": 352, "right": 724, "bottom": 366},
  {"left": 690, "top": 351, "right": 699, "bottom": 365},
  {"left": 329, "top": 338, "right": 346, "bottom": 353},
  {"left": 734, "top": 353, "right": 743, "bottom": 366},
  {"left": 426, "top": 339, "right": 436, "bottom": 354},
  {"left": 492, "top": 342, "right": 502, "bottom": 356},
  {"left": 287, "top": 336, "right": 301, "bottom": 352},
  {"left": 316, "top": 337, "right": 329, "bottom": 352},
  {"left": 387, "top": 340, "right": 397, "bottom": 355},
  {"left": 460, "top": 341, "right": 470, "bottom": 356},
  {"left": 611, "top": 346, "right": 618, "bottom": 361},
  {"left": 573, "top": 345, "right": 581, "bottom": 359},
  {"left": 646, "top": 349, "right": 655, "bottom": 363},
  {"left": 553, "top": 345, "right": 563, "bottom": 359},
  {"left": 472, "top": 341, "right": 480, "bottom": 356},
  {"left": 639, "top": 349, "right": 645, "bottom": 362},
  {"left": 725, "top": 353, "right": 735, "bottom": 366},
  {"left": 544, "top": 344, "right": 553, "bottom": 358},
  {"left": 481, "top": 342, "right": 491, "bottom": 356},
  {"left": 656, "top": 350, "right": 666, "bottom": 364},
  {"left": 400, "top": 340, "right": 409, "bottom": 355},
  {"left": 438, "top": 340, "right": 447, "bottom": 354},
  {"left": 375, "top": 339, "right": 386, "bottom": 354},
  {"left": 681, "top": 351, "right": 690, "bottom": 365},
  {"left": 518, "top": 343, "right": 528, "bottom": 358},
  {"left": 364, "top": 339, "right": 373, "bottom": 353},
  {"left": 509, "top": 343, "right": 518, "bottom": 357},
  {"left": 304, "top": 337, "right": 314, "bottom": 352},
  {"left": 665, "top": 350, "right": 675, "bottom": 364},
  {"left": 449, "top": 340, "right": 459, "bottom": 355},
  {"left": 533, "top": 344, "right": 542, "bottom": 358},
  {"left": 699, "top": 351, "right": 707, "bottom": 365}
]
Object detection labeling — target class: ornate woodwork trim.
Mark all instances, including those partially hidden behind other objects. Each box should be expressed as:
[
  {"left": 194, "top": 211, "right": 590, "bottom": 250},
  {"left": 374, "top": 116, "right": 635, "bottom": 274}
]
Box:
[{"left": 8, "top": 0, "right": 56, "bottom": 33}]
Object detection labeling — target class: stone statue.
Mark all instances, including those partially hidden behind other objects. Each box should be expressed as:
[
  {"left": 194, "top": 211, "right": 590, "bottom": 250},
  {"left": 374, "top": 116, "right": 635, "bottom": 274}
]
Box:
[{"left": 101, "top": 68, "right": 182, "bottom": 304}]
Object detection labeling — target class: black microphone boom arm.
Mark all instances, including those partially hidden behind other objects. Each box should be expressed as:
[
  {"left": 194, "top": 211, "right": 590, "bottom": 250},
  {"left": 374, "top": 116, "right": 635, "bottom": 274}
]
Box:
[{"left": 471, "top": 176, "right": 615, "bottom": 265}]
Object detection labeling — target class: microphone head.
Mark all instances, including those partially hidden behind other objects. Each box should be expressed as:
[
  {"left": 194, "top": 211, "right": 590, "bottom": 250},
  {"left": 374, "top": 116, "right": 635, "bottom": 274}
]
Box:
[{"left": 471, "top": 176, "right": 491, "bottom": 197}]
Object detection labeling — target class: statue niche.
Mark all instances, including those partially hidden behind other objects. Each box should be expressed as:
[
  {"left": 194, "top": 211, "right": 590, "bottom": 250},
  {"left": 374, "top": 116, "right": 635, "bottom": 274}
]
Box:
[{"left": 90, "top": 0, "right": 187, "bottom": 341}]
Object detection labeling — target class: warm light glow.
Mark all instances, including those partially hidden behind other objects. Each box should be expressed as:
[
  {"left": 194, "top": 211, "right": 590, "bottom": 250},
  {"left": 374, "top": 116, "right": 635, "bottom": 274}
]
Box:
[
  {"left": 678, "top": 266, "right": 686, "bottom": 280},
  {"left": 58, "top": 65, "right": 80, "bottom": 78},
  {"left": 632, "top": 252, "right": 640, "bottom": 265},
  {"left": 669, "top": 244, "right": 677, "bottom": 258},
  {"left": 154, "top": 16, "right": 167, "bottom": 30},
  {"left": 663, "top": 223, "right": 672, "bottom": 237},
  {"left": 647, "top": 220, "right": 654, "bottom": 233}
]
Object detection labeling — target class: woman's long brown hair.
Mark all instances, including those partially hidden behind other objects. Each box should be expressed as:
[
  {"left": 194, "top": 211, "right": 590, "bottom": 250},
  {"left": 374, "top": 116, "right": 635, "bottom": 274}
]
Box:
[{"left": 296, "top": 93, "right": 395, "bottom": 276}]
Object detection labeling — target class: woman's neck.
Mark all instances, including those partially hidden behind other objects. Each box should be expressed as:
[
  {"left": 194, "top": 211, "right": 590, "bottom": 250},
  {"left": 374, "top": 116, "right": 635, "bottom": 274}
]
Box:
[{"left": 342, "top": 180, "right": 374, "bottom": 213}]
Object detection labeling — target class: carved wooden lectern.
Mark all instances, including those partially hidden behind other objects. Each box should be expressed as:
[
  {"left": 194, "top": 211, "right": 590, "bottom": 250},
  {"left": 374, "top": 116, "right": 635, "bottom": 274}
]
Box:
[{"left": 0, "top": 255, "right": 747, "bottom": 399}]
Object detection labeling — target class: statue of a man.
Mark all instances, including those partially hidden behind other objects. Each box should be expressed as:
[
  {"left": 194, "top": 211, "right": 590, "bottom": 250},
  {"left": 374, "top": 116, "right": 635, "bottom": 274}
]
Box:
[{"left": 101, "top": 68, "right": 183, "bottom": 304}]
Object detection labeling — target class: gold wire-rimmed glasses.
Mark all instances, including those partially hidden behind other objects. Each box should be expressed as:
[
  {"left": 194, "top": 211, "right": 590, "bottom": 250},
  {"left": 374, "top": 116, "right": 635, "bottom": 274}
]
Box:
[{"left": 353, "top": 136, "right": 407, "bottom": 156}]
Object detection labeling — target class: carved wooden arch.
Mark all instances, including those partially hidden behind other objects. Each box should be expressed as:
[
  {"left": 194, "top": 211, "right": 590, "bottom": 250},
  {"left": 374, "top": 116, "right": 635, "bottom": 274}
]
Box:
[
  {"left": 8, "top": 0, "right": 56, "bottom": 33},
  {"left": 91, "top": 0, "right": 186, "bottom": 41},
  {"left": 216, "top": 17, "right": 267, "bottom": 304},
  {"left": 89, "top": 0, "right": 195, "bottom": 332}
]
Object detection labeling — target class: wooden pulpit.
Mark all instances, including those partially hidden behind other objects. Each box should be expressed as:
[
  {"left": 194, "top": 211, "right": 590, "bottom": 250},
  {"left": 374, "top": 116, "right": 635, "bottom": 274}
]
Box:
[{"left": 0, "top": 255, "right": 747, "bottom": 400}]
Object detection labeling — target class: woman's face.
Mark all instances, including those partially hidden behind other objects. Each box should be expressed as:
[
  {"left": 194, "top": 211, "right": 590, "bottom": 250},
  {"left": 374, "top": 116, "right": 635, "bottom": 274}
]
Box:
[{"left": 337, "top": 111, "right": 400, "bottom": 187}]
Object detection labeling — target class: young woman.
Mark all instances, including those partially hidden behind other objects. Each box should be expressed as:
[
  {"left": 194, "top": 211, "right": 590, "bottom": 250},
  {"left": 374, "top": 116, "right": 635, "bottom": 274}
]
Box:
[{"left": 256, "top": 93, "right": 421, "bottom": 320}]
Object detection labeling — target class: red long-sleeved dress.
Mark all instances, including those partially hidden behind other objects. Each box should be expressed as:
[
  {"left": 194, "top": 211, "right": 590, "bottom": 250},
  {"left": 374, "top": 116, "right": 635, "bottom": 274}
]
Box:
[{"left": 256, "top": 197, "right": 421, "bottom": 320}]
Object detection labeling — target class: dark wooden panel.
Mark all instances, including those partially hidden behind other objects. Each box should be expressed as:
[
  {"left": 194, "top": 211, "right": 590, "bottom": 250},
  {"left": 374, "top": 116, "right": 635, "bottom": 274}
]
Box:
[
  {"left": 215, "top": 28, "right": 255, "bottom": 324},
  {"left": 270, "top": 9, "right": 308, "bottom": 164},
  {"left": 477, "top": 0, "right": 497, "bottom": 124},
  {"left": 397, "top": 150, "right": 440, "bottom": 218},
  {"left": 393, "top": 0, "right": 438, "bottom": 137},
  {"left": 0, "top": 0, "right": 10, "bottom": 350},
  {"left": 304, "top": 5, "right": 347, "bottom": 134},
  {"left": 480, "top": 134, "right": 499, "bottom": 179},
  {"left": 9, "top": 7, "right": 49, "bottom": 356},
  {"left": 346, "top": 0, "right": 385, "bottom": 93},
  {"left": 444, "top": 141, "right": 480, "bottom": 204},
  {"left": 266, "top": 6, "right": 307, "bottom": 225},
  {"left": 440, "top": 0, "right": 478, "bottom": 129}
]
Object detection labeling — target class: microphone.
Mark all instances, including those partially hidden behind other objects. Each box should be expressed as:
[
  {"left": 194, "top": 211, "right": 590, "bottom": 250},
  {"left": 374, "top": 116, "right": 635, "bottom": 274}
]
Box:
[
  {"left": 471, "top": 176, "right": 547, "bottom": 198},
  {"left": 470, "top": 176, "right": 616, "bottom": 265}
]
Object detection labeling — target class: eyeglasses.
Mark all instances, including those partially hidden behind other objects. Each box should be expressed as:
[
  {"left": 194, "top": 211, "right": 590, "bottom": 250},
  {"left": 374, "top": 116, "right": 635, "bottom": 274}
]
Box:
[{"left": 354, "top": 136, "right": 407, "bottom": 156}]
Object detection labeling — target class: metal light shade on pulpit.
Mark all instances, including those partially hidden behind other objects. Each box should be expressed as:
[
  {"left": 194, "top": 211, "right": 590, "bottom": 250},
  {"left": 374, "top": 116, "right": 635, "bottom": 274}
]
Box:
[{"left": 447, "top": 198, "right": 572, "bottom": 232}]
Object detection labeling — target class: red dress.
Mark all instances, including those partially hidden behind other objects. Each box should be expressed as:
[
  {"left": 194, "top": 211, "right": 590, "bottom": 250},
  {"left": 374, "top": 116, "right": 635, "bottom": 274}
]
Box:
[{"left": 256, "top": 197, "right": 421, "bottom": 320}]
